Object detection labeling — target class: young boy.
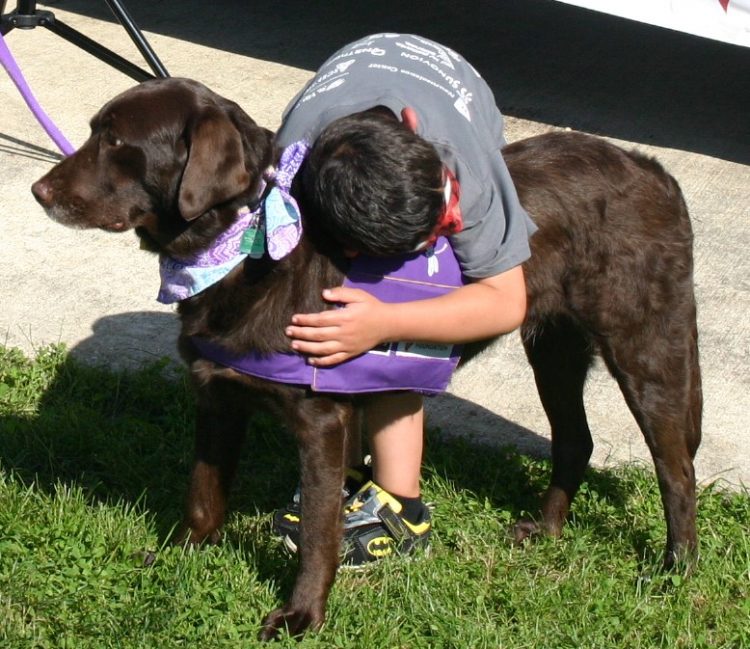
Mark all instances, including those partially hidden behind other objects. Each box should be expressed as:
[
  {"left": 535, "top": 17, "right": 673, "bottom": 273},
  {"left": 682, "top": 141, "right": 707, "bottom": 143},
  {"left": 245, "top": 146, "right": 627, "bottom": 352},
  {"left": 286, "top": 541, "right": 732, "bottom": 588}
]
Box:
[{"left": 273, "top": 33, "right": 536, "bottom": 566}]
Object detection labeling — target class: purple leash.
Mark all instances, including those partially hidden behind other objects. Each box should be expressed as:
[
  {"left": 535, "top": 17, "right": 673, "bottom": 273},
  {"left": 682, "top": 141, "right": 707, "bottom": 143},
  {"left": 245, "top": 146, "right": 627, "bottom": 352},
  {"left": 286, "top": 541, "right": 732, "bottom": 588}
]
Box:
[{"left": 0, "top": 32, "right": 75, "bottom": 155}]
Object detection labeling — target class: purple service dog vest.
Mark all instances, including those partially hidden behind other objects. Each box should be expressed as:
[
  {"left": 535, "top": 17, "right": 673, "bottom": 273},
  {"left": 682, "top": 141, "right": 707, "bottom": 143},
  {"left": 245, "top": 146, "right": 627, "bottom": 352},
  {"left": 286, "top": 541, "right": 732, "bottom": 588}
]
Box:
[{"left": 192, "top": 237, "right": 466, "bottom": 394}]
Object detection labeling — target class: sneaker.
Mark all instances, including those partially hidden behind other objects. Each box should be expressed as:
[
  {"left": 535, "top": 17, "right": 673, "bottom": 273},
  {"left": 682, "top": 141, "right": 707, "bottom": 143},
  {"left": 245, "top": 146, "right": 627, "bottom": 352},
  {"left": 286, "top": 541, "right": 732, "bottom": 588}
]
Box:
[
  {"left": 339, "top": 481, "right": 431, "bottom": 568},
  {"left": 272, "top": 459, "right": 372, "bottom": 547}
]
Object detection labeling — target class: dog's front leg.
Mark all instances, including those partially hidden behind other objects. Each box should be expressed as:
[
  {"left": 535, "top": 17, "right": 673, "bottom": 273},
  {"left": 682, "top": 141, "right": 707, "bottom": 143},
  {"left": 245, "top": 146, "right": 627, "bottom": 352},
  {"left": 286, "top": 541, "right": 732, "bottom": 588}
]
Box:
[
  {"left": 174, "top": 384, "right": 249, "bottom": 546},
  {"left": 259, "top": 398, "right": 352, "bottom": 641}
]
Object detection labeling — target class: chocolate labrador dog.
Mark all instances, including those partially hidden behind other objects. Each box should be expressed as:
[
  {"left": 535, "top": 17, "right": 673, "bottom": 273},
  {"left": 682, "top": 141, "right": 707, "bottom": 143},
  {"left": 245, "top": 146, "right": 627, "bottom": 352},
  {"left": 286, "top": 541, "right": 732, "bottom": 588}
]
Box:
[{"left": 31, "top": 77, "right": 701, "bottom": 640}]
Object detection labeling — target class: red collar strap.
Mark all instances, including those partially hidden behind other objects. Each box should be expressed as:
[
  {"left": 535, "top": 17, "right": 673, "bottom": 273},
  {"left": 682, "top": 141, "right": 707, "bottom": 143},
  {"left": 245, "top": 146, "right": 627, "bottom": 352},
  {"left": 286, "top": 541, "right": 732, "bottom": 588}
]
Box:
[
  {"left": 424, "top": 166, "right": 463, "bottom": 247},
  {"left": 440, "top": 166, "right": 463, "bottom": 235}
]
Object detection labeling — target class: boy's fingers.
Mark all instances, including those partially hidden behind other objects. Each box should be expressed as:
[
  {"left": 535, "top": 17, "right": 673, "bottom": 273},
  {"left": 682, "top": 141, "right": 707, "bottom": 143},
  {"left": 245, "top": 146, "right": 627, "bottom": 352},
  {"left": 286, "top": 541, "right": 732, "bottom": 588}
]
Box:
[
  {"left": 322, "top": 286, "right": 368, "bottom": 303},
  {"left": 307, "top": 352, "right": 351, "bottom": 367},
  {"left": 289, "top": 310, "right": 341, "bottom": 326},
  {"left": 292, "top": 340, "right": 352, "bottom": 367},
  {"left": 289, "top": 338, "right": 324, "bottom": 353},
  {"left": 286, "top": 325, "right": 339, "bottom": 342}
]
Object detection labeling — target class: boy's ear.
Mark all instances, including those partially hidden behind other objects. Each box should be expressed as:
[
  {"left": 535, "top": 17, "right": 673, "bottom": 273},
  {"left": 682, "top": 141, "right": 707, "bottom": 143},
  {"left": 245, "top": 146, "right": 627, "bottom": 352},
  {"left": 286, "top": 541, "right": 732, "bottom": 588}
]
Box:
[{"left": 400, "top": 107, "right": 419, "bottom": 133}]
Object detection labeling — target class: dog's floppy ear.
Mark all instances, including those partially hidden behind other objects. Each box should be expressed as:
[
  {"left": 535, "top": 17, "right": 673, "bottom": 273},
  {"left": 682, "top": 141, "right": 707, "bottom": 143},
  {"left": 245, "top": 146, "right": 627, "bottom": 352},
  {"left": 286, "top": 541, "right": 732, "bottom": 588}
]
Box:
[{"left": 178, "top": 108, "right": 251, "bottom": 221}]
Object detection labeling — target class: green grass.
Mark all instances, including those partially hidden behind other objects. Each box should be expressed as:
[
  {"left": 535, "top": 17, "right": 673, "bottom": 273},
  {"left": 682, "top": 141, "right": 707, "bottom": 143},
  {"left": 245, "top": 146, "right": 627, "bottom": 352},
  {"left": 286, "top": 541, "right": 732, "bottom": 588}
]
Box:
[{"left": 0, "top": 344, "right": 748, "bottom": 648}]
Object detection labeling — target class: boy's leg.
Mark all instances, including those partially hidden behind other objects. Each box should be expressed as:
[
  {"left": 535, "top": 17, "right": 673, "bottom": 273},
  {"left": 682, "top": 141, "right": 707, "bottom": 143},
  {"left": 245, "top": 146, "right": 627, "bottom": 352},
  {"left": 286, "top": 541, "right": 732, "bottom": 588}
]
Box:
[
  {"left": 365, "top": 391, "right": 424, "bottom": 498},
  {"left": 275, "top": 391, "right": 431, "bottom": 566},
  {"left": 337, "top": 390, "right": 430, "bottom": 566}
]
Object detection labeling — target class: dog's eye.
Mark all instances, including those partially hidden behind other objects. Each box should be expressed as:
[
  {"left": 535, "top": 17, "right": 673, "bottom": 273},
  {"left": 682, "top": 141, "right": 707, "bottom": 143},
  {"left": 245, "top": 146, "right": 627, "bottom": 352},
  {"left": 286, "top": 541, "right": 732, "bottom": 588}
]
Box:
[{"left": 105, "top": 133, "right": 124, "bottom": 147}]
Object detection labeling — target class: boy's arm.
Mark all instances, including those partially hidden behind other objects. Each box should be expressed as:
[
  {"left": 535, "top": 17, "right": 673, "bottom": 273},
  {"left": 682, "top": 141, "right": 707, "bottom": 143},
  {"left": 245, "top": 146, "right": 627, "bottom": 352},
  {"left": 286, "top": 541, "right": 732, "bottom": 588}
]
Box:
[{"left": 286, "top": 264, "right": 527, "bottom": 367}]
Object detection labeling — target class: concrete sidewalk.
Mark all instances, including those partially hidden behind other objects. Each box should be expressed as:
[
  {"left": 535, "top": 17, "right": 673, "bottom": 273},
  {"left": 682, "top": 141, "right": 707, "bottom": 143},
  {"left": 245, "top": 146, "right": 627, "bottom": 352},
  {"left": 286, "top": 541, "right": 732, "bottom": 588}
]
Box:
[{"left": 1, "top": 0, "right": 748, "bottom": 488}]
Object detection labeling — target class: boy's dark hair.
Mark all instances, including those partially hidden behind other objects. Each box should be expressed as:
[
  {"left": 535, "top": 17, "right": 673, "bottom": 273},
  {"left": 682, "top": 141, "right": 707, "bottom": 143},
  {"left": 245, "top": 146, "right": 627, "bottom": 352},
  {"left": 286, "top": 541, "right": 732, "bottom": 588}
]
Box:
[{"left": 300, "top": 108, "right": 444, "bottom": 257}]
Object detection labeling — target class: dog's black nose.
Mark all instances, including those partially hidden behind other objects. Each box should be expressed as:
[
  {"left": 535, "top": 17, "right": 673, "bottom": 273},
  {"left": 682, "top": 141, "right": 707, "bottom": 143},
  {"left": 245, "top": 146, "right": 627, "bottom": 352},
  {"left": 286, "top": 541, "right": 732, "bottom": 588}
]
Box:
[{"left": 31, "top": 178, "right": 53, "bottom": 207}]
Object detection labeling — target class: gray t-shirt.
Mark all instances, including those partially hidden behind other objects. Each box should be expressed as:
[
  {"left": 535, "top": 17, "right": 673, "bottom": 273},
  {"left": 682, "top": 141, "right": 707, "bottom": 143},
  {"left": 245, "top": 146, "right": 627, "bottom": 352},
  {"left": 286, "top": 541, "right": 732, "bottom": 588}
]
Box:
[{"left": 277, "top": 33, "right": 537, "bottom": 279}]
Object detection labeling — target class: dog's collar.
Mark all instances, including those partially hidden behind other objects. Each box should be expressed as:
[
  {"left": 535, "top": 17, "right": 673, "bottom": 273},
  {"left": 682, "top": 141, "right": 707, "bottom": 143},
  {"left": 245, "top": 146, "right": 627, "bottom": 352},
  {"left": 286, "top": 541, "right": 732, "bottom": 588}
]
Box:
[
  {"left": 156, "top": 140, "right": 310, "bottom": 304},
  {"left": 413, "top": 167, "right": 463, "bottom": 252},
  {"left": 157, "top": 204, "right": 257, "bottom": 304}
]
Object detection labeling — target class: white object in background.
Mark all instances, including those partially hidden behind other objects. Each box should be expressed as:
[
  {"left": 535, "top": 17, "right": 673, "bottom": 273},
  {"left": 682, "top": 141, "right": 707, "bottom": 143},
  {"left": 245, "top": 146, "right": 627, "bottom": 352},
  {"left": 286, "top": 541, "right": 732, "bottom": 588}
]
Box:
[{"left": 553, "top": 0, "right": 750, "bottom": 48}]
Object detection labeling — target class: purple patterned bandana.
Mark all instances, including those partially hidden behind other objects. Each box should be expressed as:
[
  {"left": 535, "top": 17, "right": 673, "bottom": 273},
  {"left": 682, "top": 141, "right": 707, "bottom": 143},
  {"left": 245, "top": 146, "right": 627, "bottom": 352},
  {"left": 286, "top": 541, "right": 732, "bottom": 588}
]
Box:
[
  {"left": 157, "top": 204, "right": 258, "bottom": 303},
  {"left": 157, "top": 141, "right": 310, "bottom": 304},
  {"left": 263, "top": 141, "right": 309, "bottom": 260}
]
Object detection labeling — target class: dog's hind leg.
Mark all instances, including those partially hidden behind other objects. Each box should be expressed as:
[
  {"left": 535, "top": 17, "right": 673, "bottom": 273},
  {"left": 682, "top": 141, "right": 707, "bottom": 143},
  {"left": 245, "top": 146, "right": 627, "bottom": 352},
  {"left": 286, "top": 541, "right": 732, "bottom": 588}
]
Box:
[
  {"left": 260, "top": 397, "right": 353, "bottom": 641},
  {"left": 175, "top": 381, "right": 250, "bottom": 546},
  {"left": 599, "top": 318, "right": 701, "bottom": 568},
  {"left": 515, "top": 316, "right": 595, "bottom": 542}
]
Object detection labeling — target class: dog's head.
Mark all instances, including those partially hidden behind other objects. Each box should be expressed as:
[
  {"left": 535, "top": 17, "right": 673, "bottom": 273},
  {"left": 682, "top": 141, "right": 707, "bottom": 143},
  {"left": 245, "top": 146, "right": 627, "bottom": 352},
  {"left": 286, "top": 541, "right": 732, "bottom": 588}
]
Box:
[{"left": 32, "top": 77, "right": 274, "bottom": 257}]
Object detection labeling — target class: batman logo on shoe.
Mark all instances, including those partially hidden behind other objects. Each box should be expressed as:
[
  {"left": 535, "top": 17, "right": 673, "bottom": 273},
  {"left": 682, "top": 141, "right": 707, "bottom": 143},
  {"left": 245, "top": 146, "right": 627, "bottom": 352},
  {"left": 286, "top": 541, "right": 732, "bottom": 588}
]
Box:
[{"left": 366, "top": 536, "right": 395, "bottom": 558}]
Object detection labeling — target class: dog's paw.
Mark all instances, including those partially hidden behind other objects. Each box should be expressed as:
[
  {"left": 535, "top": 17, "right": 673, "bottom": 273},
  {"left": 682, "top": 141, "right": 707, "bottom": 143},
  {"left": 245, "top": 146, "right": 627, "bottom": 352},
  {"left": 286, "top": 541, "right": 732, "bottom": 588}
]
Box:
[
  {"left": 171, "top": 523, "right": 222, "bottom": 547},
  {"left": 663, "top": 543, "right": 699, "bottom": 574},
  {"left": 511, "top": 517, "right": 543, "bottom": 545},
  {"left": 258, "top": 605, "right": 324, "bottom": 642}
]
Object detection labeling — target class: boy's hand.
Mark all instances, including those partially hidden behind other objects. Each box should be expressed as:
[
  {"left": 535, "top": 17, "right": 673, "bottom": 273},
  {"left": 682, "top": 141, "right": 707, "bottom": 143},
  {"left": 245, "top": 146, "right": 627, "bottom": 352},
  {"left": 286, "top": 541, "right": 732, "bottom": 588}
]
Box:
[
  {"left": 285, "top": 266, "right": 527, "bottom": 367},
  {"left": 286, "top": 287, "right": 389, "bottom": 366}
]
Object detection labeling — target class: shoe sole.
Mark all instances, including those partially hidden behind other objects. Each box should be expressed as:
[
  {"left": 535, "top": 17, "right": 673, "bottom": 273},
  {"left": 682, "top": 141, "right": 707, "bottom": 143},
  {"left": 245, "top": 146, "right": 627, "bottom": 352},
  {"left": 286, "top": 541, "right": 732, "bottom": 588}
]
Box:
[{"left": 282, "top": 534, "right": 299, "bottom": 554}]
